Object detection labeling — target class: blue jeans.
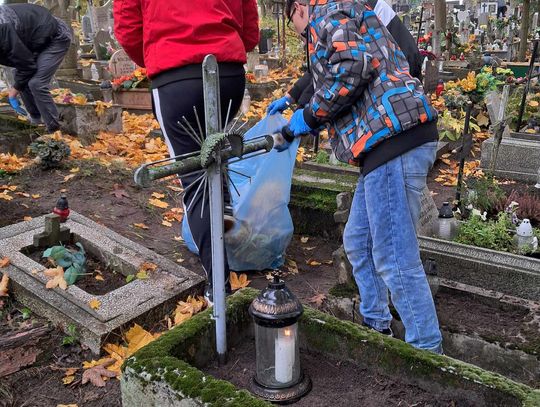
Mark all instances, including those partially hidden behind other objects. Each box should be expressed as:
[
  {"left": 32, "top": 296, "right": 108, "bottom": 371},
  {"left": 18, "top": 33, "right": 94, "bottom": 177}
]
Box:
[{"left": 343, "top": 141, "right": 442, "bottom": 353}]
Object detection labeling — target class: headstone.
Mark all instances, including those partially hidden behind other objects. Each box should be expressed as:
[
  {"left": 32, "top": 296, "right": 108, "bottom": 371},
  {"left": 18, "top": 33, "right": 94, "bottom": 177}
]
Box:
[
  {"left": 418, "top": 187, "right": 439, "bottom": 237},
  {"left": 457, "top": 10, "right": 468, "bottom": 23},
  {"left": 93, "top": 30, "right": 113, "bottom": 61},
  {"left": 423, "top": 61, "right": 439, "bottom": 93},
  {"left": 82, "top": 14, "right": 93, "bottom": 42},
  {"left": 90, "top": 0, "right": 113, "bottom": 32},
  {"left": 532, "top": 13, "right": 539, "bottom": 33},
  {"left": 109, "top": 49, "right": 137, "bottom": 79}
]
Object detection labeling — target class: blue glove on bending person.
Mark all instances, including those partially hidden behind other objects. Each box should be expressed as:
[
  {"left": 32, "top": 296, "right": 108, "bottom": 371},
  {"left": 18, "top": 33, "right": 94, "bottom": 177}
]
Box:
[
  {"left": 8, "top": 97, "right": 28, "bottom": 117},
  {"left": 273, "top": 108, "right": 313, "bottom": 152},
  {"left": 267, "top": 94, "right": 292, "bottom": 116}
]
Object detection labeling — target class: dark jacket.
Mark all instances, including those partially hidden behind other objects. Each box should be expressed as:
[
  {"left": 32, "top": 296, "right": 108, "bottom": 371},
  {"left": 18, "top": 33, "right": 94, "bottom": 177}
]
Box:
[
  {"left": 289, "top": 0, "right": 423, "bottom": 104},
  {"left": 0, "top": 4, "right": 59, "bottom": 90},
  {"left": 304, "top": 0, "right": 437, "bottom": 168}
]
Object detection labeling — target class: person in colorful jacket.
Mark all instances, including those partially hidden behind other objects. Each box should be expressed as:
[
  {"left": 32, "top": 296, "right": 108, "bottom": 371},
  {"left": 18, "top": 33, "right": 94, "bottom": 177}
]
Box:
[
  {"left": 285, "top": 0, "right": 442, "bottom": 353},
  {"left": 268, "top": 0, "right": 423, "bottom": 114},
  {"left": 114, "top": 0, "right": 259, "bottom": 303}
]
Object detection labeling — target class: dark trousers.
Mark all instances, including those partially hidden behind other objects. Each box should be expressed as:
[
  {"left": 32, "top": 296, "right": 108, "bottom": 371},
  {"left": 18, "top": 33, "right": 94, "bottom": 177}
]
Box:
[
  {"left": 151, "top": 72, "right": 245, "bottom": 283},
  {"left": 18, "top": 37, "right": 70, "bottom": 132}
]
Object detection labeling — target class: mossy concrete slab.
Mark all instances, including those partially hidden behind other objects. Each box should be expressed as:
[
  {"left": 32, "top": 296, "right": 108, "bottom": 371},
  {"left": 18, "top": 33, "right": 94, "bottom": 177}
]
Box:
[
  {"left": 121, "top": 289, "right": 540, "bottom": 407},
  {"left": 0, "top": 212, "right": 204, "bottom": 354}
]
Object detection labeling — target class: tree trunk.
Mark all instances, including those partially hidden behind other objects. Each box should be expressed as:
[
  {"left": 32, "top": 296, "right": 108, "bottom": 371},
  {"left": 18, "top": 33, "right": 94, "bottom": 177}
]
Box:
[{"left": 518, "top": 0, "right": 531, "bottom": 61}]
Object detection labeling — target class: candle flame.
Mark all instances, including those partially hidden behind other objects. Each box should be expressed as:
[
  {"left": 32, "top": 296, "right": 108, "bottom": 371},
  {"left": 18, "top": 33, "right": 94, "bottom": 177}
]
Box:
[{"left": 284, "top": 328, "right": 292, "bottom": 337}]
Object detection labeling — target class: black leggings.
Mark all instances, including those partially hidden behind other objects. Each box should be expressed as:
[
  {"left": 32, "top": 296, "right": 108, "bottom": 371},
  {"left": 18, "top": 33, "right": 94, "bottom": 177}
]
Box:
[{"left": 152, "top": 70, "right": 245, "bottom": 282}]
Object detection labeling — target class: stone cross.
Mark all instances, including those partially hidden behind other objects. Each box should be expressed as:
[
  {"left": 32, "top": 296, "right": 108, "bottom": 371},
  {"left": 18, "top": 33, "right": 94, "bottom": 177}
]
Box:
[
  {"left": 108, "top": 49, "right": 136, "bottom": 78},
  {"left": 33, "top": 214, "right": 71, "bottom": 248}
]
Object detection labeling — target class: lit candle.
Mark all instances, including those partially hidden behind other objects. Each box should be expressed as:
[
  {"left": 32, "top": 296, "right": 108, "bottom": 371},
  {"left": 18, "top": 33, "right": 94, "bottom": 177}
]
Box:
[{"left": 274, "top": 326, "right": 295, "bottom": 384}]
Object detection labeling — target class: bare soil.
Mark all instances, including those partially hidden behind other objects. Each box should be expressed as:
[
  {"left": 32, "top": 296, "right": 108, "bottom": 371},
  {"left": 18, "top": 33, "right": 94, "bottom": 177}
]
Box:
[{"left": 205, "top": 340, "right": 473, "bottom": 407}]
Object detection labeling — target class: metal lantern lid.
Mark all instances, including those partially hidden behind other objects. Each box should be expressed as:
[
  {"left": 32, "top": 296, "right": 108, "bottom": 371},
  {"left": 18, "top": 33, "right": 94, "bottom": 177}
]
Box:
[
  {"left": 438, "top": 202, "right": 454, "bottom": 219},
  {"left": 249, "top": 276, "right": 303, "bottom": 328}
]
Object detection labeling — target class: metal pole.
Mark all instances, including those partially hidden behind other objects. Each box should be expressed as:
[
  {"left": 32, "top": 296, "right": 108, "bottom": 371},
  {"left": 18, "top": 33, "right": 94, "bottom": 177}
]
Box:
[
  {"left": 489, "top": 85, "right": 510, "bottom": 174},
  {"left": 516, "top": 40, "right": 539, "bottom": 132},
  {"left": 455, "top": 101, "right": 473, "bottom": 209},
  {"left": 417, "top": 6, "right": 424, "bottom": 46},
  {"left": 203, "top": 55, "right": 227, "bottom": 365}
]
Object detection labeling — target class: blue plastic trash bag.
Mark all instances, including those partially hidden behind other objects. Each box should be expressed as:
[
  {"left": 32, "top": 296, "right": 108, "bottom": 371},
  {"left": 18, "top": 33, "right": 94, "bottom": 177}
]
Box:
[{"left": 181, "top": 114, "right": 299, "bottom": 271}]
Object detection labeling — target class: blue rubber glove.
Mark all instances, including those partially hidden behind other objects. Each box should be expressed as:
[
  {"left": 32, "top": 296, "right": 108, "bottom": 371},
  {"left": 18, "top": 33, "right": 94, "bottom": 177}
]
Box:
[
  {"left": 267, "top": 95, "right": 292, "bottom": 115},
  {"left": 288, "top": 108, "right": 313, "bottom": 136},
  {"left": 8, "top": 97, "right": 28, "bottom": 117}
]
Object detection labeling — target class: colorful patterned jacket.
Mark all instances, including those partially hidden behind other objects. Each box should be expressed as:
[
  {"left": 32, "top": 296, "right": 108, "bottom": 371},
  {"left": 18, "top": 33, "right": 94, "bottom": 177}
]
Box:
[{"left": 303, "top": 0, "right": 438, "bottom": 164}]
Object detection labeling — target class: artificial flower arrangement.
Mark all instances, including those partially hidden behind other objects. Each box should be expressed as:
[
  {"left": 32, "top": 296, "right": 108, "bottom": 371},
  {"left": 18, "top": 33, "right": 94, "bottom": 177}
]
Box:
[{"left": 111, "top": 68, "right": 148, "bottom": 90}]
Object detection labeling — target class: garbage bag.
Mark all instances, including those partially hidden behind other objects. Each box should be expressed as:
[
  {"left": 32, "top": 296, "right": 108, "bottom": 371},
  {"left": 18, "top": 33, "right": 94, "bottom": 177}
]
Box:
[{"left": 181, "top": 114, "right": 299, "bottom": 271}]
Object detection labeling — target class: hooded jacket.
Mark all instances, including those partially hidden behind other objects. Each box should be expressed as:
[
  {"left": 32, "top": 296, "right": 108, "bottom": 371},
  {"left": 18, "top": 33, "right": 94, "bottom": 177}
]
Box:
[
  {"left": 114, "top": 0, "right": 259, "bottom": 80},
  {"left": 0, "top": 4, "right": 60, "bottom": 90},
  {"left": 303, "top": 0, "right": 437, "bottom": 166}
]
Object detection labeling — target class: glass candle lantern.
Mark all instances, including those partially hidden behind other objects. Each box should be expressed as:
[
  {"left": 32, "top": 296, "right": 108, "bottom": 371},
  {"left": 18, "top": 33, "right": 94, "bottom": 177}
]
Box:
[
  {"left": 434, "top": 202, "right": 459, "bottom": 240},
  {"left": 249, "top": 276, "right": 311, "bottom": 403},
  {"left": 515, "top": 219, "right": 539, "bottom": 253}
]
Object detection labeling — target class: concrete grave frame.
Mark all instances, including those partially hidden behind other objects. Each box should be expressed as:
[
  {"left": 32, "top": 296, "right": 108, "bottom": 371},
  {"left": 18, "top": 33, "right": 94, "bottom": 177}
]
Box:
[
  {"left": 121, "top": 289, "right": 540, "bottom": 407},
  {"left": 0, "top": 212, "right": 204, "bottom": 354}
]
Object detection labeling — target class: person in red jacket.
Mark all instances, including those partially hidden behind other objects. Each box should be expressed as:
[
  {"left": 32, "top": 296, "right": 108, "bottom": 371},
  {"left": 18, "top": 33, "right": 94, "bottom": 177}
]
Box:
[{"left": 114, "top": 0, "right": 259, "bottom": 303}]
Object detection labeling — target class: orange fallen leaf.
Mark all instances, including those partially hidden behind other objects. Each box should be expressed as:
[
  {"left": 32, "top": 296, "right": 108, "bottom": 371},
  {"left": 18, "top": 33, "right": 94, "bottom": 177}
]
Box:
[
  {"left": 138, "top": 262, "right": 157, "bottom": 274},
  {"left": 148, "top": 198, "right": 168, "bottom": 209},
  {"left": 0, "top": 192, "right": 13, "bottom": 201},
  {"left": 15, "top": 192, "right": 30, "bottom": 198},
  {"left": 81, "top": 358, "right": 117, "bottom": 387},
  {"left": 151, "top": 192, "right": 165, "bottom": 199},
  {"left": 161, "top": 220, "right": 172, "bottom": 227},
  {"left": 43, "top": 266, "right": 67, "bottom": 290},
  {"left": 230, "top": 271, "right": 250, "bottom": 290},
  {"left": 62, "top": 375, "right": 76, "bottom": 385},
  {"left": 89, "top": 299, "right": 101, "bottom": 310},
  {"left": 308, "top": 293, "right": 327, "bottom": 307},
  {"left": 95, "top": 275, "right": 104, "bottom": 282},
  {"left": 286, "top": 259, "right": 299, "bottom": 274},
  {"left": 307, "top": 260, "right": 322, "bottom": 266},
  {"left": 31, "top": 194, "right": 41, "bottom": 199},
  {"left": 166, "top": 185, "right": 183, "bottom": 192},
  {"left": 69, "top": 167, "right": 80, "bottom": 173},
  {"left": 23, "top": 216, "right": 32, "bottom": 221},
  {"left": 63, "top": 174, "right": 77, "bottom": 183},
  {"left": 0, "top": 257, "right": 10, "bottom": 268},
  {"left": 0, "top": 273, "right": 9, "bottom": 297},
  {"left": 133, "top": 223, "right": 149, "bottom": 230}
]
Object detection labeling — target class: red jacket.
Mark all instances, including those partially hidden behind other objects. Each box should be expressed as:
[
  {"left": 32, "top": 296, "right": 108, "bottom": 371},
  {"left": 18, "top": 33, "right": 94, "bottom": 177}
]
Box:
[{"left": 114, "top": 0, "right": 259, "bottom": 78}]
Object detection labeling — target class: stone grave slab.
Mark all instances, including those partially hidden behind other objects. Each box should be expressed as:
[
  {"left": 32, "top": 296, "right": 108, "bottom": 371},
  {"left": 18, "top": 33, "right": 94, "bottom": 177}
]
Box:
[
  {"left": 480, "top": 136, "right": 540, "bottom": 182},
  {"left": 57, "top": 102, "right": 122, "bottom": 141},
  {"left": 417, "top": 187, "right": 439, "bottom": 237},
  {"left": 0, "top": 211, "right": 204, "bottom": 354},
  {"left": 90, "top": 0, "right": 113, "bottom": 32}
]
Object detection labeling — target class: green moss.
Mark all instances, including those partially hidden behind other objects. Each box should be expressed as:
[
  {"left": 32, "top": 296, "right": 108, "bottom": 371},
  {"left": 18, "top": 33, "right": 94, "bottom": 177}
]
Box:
[
  {"left": 293, "top": 168, "right": 357, "bottom": 192},
  {"left": 290, "top": 184, "right": 338, "bottom": 213},
  {"left": 328, "top": 282, "right": 358, "bottom": 298},
  {"left": 0, "top": 114, "right": 38, "bottom": 132}
]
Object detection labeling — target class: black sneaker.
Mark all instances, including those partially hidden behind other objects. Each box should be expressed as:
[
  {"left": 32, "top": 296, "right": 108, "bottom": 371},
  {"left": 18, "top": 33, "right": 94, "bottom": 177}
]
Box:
[{"left": 362, "top": 322, "right": 394, "bottom": 337}]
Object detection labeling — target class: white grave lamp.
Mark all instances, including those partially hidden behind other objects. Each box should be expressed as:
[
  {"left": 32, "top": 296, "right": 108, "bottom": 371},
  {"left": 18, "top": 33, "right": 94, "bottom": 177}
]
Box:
[
  {"left": 434, "top": 202, "right": 459, "bottom": 240},
  {"left": 249, "top": 275, "right": 311, "bottom": 403},
  {"left": 535, "top": 166, "right": 540, "bottom": 189},
  {"left": 515, "top": 219, "right": 539, "bottom": 253}
]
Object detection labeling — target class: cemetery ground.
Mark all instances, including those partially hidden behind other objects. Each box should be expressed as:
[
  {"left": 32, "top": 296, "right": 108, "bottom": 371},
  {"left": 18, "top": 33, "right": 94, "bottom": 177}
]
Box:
[{"left": 0, "top": 133, "right": 539, "bottom": 405}]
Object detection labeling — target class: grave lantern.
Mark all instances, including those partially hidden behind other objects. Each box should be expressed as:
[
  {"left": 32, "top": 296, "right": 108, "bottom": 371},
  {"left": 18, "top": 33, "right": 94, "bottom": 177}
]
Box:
[
  {"left": 249, "top": 276, "right": 311, "bottom": 403},
  {"left": 535, "top": 167, "right": 540, "bottom": 189},
  {"left": 434, "top": 202, "right": 459, "bottom": 240},
  {"left": 515, "top": 219, "right": 539, "bottom": 253}
]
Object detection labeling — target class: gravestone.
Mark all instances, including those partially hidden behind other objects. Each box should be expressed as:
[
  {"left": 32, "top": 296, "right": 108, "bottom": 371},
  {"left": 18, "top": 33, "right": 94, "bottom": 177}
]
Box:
[
  {"left": 478, "top": 12, "right": 489, "bottom": 26},
  {"left": 532, "top": 13, "right": 539, "bottom": 33},
  {"left": 93, "top": 30, "right": 113, "bottom": 61},
  {"left": 109, "top": 50, "right": 137, "bottom": 79},
  {"left": 90, "top": 0, "right": 113, "bottom": 33},
  {"left": 82, "top": 14, "right": 93, "bottom": 42},
  {"left": 417, "top": 187, "right": 439, "bottom": 237},
  {"left": 423, "top": 61, "right": 439, "bottom": 93}
]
